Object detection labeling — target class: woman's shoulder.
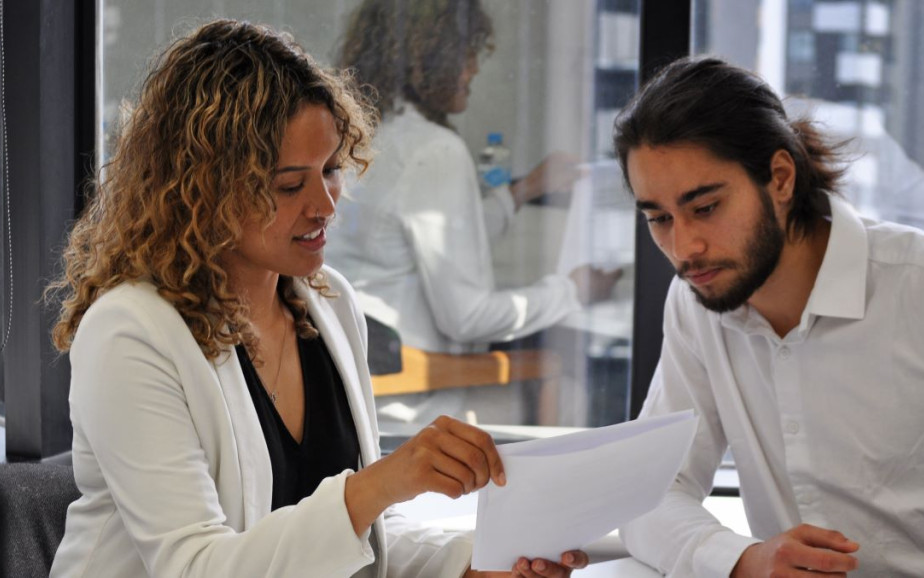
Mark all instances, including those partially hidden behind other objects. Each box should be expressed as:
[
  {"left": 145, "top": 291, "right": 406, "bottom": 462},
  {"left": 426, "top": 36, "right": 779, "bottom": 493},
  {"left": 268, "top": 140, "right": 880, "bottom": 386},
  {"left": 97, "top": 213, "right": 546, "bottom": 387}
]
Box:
[
  {"left": 382, "top": 107, "right": 469, "bottom": 157},
  {"left": 78, "top": 281, "right": 186, "bottom": 340},
  {"left": 88, "top": 281, "right": 174, "bottom": 316}
]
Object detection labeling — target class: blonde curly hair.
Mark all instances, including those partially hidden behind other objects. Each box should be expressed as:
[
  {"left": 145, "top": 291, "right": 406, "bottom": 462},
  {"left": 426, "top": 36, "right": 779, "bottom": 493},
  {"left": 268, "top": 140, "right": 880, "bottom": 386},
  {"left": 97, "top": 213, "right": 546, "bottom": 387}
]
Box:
[{"left": 48, "top": 19, "right": 375, "bottom": 359}]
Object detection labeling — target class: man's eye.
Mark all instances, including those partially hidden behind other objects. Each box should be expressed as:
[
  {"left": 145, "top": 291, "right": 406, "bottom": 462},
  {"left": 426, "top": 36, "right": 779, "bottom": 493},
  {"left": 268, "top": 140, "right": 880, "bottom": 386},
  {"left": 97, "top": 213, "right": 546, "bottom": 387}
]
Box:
[
  {"left": 647, "top": 214, "right": 672, "bottom": 225},
  {"left": 695, "top": 202, "right": 718, "bottom": 215}
]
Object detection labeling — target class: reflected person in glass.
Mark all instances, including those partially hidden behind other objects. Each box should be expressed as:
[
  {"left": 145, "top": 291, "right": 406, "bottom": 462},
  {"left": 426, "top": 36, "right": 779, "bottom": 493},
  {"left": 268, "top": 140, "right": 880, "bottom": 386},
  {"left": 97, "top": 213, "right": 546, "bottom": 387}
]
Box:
[
  {"left": 327, "top": 0, "right": 621, "bottom": 426},
  {"left": 45, "top": 19, "right": 587, "bottom": 578}
]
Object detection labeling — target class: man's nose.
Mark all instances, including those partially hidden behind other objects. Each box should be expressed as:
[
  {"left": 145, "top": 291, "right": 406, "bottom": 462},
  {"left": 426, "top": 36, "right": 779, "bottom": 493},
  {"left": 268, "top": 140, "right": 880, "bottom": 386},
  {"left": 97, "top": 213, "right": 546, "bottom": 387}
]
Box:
[{"left": 670, "top": 220, "right": 706, "bottom": 263}]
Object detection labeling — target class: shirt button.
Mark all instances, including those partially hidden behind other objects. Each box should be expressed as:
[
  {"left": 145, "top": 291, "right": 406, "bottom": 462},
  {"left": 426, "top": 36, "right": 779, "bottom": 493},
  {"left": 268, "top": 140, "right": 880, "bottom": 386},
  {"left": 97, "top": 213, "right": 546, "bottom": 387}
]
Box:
[
  {"left": 784, "top": 420, "right": 800, "bottom": 434},
  {"left": 797, "top": 491, "right": 814, "bottom": 505},
  {"left": 779, "top": 346, "right": 792, "bottom": 359}
]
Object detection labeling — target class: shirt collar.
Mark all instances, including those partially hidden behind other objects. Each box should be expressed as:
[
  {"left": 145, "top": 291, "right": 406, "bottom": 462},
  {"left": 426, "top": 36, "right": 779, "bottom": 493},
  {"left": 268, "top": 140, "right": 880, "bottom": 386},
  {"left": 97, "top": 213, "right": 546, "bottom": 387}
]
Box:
[
  {"left": 720, "top": 195, "right": 868, "bottom": 335},
  {"left": 804, "top": 195, "right": 868, "bottom": 321}
]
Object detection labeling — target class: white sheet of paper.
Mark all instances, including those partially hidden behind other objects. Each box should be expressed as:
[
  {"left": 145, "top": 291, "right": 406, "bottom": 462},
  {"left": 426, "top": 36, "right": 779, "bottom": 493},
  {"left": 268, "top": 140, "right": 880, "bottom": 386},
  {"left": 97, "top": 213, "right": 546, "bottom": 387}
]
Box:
[{"left": 472, "top": 410, "right": 697, "bottom": 571}]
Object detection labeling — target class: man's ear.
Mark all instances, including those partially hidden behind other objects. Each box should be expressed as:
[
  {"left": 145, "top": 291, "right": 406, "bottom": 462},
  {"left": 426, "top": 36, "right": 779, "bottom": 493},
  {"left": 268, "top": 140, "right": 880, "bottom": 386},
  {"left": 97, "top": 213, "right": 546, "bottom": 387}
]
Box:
[{"left": 768, "top": 149, "right": 796, "bottom": 206}]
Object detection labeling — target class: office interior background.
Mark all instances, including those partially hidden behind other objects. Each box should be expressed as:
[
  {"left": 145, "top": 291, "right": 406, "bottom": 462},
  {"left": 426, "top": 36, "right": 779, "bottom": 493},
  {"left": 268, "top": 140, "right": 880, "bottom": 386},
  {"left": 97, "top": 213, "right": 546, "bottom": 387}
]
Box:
[{"left": 1, "top": 0, "right": 923, "bottom": 461}]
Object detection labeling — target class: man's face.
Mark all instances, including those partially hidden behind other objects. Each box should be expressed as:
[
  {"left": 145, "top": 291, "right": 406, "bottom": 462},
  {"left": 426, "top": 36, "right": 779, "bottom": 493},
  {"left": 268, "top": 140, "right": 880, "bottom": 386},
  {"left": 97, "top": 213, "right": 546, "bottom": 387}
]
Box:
[{"left": 628, "top": 143, "right": 786, "bottom": 312}]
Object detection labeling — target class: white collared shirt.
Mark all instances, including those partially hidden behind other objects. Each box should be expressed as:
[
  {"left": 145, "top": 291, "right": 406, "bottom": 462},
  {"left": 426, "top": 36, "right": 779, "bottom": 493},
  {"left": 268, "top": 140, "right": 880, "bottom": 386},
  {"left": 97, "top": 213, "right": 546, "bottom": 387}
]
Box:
[{"left": 622, "top": 197, "right": 924, "bottom": 577}]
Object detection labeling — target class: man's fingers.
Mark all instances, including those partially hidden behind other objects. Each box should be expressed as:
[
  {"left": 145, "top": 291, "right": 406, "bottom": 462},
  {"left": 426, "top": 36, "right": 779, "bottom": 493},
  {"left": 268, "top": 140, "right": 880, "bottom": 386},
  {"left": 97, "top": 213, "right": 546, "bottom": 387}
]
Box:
[
  {"left": 793, "top": 524, "right": 860, "bottom": 553},
  {"left": 796, "top": 545, "right": 858, "bottom": 574},
  {"left": 781, "top": 538, "right": 859, "bottom": 574},
  {"left": 516, "top": 557, "right": 577, "bottom": 578}
]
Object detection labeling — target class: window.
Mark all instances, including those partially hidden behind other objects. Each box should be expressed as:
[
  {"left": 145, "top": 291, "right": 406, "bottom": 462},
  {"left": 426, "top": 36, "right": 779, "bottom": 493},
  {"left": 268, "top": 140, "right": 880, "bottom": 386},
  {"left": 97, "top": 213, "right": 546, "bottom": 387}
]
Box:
[
  {"left": 694, "top": 0, "right": 924, "bottom": 229},
  {"left": 97, "top": 0, "right": 642, "bottom": 440}
]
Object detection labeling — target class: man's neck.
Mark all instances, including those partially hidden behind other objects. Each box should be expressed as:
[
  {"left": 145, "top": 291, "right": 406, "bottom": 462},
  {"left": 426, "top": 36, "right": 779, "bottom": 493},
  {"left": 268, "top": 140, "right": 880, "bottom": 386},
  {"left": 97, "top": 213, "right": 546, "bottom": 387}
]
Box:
[{"left": 747, "top": 220, "right": 831, "bottom": 338}]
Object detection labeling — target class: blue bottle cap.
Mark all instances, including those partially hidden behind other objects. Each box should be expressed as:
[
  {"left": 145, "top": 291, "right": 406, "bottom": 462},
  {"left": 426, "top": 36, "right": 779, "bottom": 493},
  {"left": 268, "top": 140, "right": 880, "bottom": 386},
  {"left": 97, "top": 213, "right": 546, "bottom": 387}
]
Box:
[{"left": 487, "top": 132, "right": 503, "bottom": 145}]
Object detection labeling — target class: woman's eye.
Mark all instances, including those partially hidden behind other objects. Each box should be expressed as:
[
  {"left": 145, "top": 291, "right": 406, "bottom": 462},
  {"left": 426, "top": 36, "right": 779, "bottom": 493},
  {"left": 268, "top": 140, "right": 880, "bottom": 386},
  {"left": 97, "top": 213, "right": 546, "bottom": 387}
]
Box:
[
  {"left": 277, "top": 182, "right": 304, "bottom": 195},
  {"left": 323, "top": 165, "right": 342, "bottom": 178}
]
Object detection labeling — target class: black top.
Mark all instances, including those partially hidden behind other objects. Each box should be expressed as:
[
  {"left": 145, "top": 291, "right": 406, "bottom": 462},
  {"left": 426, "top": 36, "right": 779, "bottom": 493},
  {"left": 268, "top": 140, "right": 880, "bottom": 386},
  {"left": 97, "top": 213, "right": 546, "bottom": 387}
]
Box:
[{"left": 237, "top": 327, "right": 360, "bottom": 511}]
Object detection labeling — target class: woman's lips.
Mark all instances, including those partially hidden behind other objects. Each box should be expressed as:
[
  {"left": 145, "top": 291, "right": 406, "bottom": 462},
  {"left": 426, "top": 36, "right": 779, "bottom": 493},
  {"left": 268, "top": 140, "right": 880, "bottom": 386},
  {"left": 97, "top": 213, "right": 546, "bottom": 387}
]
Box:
[{"left": 294, "top": 227, "right": 326, "bottom": 251}]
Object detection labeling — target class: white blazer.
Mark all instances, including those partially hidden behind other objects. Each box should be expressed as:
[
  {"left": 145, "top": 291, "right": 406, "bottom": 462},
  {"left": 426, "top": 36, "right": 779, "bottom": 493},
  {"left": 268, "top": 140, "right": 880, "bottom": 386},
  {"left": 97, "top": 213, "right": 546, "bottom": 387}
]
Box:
[{"left": 50, "top": 267, "right": 472, "bottom": 578}]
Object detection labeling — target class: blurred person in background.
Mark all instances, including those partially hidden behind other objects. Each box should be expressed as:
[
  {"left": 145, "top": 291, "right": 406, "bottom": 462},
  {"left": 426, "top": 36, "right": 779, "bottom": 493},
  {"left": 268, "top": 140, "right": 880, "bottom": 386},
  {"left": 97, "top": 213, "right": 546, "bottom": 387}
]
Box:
[{"left": 327, "top": 0, "right": 620, "bottom": 425}]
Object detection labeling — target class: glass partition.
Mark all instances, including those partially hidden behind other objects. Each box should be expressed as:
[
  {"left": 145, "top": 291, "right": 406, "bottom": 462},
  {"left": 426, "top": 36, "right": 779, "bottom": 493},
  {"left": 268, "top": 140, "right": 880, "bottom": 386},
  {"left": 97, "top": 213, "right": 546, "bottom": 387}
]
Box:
[
  {"left": 98, "top": 0, "right": 641, "bottom": 438},
  {"left": 694, "top": 0, "right": 924, "bottom": 229}
]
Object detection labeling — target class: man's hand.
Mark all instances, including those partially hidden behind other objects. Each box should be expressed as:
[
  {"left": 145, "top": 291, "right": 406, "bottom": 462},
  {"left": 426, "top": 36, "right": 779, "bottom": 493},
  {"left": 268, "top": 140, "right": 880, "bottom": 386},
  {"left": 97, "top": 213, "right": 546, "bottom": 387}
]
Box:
[
  {"left": 732, "top": 524, "right": 859, "bottom": 577},
  {"left": 464, "top": 550, "right": 590, "bottom": 578}
]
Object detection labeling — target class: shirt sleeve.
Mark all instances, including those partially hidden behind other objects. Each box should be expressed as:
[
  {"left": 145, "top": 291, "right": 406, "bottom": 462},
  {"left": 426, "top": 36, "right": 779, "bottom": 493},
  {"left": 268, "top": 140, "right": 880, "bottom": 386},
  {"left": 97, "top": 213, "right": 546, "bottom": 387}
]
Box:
[
  {"left": 68, "top": 297, "right": 376, "bottom": 578},
  {"left": 481, "top": 185, "right": 517, "bottom": 240},
  {"left": 620, "top": 278, "right": 760, "bottom": 577},
  {"left": 395, "top": 134, "right": 580, "bottom": 345},
  {"left": 382, "top": 508, "right": 473, "bottom": 578}
]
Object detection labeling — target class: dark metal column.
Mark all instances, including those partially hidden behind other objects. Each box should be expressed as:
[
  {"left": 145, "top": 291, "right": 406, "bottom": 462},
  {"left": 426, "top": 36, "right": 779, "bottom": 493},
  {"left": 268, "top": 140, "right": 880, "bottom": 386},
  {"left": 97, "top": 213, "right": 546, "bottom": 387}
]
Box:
[{"left": 628, "top": 0, "right": 691, "bottom": 419}]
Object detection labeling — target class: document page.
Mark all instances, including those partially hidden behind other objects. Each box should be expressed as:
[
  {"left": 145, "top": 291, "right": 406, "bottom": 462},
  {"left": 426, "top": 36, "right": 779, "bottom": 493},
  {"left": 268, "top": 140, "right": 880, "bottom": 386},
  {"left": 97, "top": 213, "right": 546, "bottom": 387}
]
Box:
[{"left": 472, "top": 410, "right": 697, "bottom": 571}]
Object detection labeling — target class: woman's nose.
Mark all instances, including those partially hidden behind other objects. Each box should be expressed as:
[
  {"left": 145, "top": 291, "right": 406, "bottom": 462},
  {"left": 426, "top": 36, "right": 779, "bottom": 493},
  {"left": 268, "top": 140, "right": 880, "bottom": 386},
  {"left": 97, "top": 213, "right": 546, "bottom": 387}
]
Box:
[{"left": 306, "top": 177, "right": 336, "bottom": 221}]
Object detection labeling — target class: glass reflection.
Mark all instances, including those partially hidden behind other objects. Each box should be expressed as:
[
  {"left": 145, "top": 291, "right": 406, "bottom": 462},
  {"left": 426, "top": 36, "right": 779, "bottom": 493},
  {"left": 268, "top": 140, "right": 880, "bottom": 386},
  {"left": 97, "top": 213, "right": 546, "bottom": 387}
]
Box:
[{"left": 99, "top": 0, "right": 640, "bottom": 432}]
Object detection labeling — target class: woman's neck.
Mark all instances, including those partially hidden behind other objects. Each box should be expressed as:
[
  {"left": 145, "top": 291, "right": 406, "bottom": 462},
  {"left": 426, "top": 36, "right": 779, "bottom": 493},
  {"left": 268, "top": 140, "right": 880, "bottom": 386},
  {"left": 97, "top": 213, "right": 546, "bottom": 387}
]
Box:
[{"left": 231, "top": 271, "right": 285, "bottom": 329}]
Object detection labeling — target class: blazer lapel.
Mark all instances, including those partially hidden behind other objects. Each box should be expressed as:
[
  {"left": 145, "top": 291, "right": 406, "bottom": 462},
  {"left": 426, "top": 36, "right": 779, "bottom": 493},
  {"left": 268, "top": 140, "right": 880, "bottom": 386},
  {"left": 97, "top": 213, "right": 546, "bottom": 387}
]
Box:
[
  {"left": 298, "top": 280, "right": 389, "bottom": 575},
  {"left": 303, "top": 286, "right": 379, "bottom": 468},
  {"left": 213, "top": 349, "right": 273, "bottom": 528}
]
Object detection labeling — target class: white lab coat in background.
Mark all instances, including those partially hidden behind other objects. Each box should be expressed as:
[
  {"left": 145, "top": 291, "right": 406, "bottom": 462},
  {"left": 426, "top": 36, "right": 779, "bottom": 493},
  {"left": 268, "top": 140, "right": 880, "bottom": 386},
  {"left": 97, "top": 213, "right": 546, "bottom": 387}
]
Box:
[
  {"left": 326, "top": 104, "right": 580, "bottom": 356},
  {"left": 50, "top": 268, "right": 472, "bottom": 578}
]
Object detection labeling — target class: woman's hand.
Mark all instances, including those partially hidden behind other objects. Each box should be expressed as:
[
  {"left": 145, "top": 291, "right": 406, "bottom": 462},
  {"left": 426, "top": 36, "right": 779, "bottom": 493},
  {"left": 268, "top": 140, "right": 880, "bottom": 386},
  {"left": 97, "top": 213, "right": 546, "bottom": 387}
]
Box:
[
  {"left": 568, "top": 264, "right": 623, "bottom": 305},
  {"left": 344, "top": 415, "right": 505, "bottom": 534},
  {"left": 510, "top": 152, "right": 582, "bottom": 208},
  {"left": 464, "top": 550, "right": 590, "bottom": 578}
]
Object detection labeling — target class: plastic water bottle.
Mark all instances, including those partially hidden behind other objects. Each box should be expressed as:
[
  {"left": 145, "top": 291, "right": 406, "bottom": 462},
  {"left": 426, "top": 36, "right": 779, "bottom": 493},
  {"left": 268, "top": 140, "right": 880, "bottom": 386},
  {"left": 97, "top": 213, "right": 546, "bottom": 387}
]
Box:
[{"left": 477, "top": 132, "right": 512, "bottom": 190}]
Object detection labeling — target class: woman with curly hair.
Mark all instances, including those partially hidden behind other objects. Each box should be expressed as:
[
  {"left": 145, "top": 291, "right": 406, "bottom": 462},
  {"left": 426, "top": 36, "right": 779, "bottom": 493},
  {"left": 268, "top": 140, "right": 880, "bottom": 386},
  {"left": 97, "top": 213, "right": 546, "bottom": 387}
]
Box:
[
  {"left": 46, "top": 18, "right": 586, "bottom": 578},
  {"left": 327, "top": 0, "right": 620, "bottom": 431},
  {"left": 328, "top": 0, "right": 620, "bottom": 358}
]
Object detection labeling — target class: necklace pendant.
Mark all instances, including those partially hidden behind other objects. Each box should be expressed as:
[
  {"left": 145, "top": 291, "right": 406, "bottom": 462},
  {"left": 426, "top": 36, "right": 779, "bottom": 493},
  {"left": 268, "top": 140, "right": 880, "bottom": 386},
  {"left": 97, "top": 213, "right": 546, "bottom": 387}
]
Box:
[{"left": 270, "top": 391, "right": 278, "bottom": 405}]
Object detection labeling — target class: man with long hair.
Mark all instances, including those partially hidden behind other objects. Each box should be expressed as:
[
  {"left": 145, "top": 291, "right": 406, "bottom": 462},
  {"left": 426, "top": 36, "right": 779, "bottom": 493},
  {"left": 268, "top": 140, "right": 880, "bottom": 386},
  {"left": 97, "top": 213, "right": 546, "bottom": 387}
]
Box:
[{"left": 614, "top": 56, "right": 924, "bottom": 577}]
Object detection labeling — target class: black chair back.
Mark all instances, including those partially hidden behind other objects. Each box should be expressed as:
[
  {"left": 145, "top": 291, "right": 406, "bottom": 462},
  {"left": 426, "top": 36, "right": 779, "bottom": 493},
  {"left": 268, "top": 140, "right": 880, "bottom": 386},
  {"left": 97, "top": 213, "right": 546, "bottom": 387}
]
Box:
[{"left": 0, "top": 463, "right": 79, "bottom": 577}]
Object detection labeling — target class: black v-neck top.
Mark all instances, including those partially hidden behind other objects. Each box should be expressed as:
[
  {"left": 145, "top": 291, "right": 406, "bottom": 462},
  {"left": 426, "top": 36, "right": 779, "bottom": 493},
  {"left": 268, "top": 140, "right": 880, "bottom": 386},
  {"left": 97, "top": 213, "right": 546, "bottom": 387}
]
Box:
[{"left": 236, "top": 328, "right": 360, "bottom": 511}]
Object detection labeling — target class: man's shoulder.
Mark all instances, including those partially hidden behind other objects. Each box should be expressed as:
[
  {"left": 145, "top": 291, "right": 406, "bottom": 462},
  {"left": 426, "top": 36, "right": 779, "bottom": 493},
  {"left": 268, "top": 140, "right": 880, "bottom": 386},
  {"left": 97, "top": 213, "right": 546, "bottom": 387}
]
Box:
[{"left": 865, "top": 218, "right": 924, "bottom": 270}]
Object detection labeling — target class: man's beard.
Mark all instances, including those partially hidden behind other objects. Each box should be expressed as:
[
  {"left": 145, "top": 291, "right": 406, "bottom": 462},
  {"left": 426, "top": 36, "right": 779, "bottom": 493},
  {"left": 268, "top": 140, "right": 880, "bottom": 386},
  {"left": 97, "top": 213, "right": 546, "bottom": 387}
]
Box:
[{"left": 679, "top": 189, "right": 785, "bottom": 313}]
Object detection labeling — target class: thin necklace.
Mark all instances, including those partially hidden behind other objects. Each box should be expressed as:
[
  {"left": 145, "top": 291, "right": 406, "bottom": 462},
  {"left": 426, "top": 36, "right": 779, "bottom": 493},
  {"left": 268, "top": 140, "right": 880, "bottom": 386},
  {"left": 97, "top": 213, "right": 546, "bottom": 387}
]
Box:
[{"left": 265, "top": 312, "right": 290, "bottom": 405}]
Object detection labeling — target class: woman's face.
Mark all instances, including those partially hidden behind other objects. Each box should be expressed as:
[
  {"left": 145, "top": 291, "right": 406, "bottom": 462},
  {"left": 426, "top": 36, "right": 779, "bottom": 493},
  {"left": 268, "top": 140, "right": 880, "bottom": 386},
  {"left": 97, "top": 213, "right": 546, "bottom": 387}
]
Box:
[
  {"left": 446, "top": 53, "right": 480, "bottom": 114},
  {"left": 224, "top": 104, "right": 343, "bottom": 285}
]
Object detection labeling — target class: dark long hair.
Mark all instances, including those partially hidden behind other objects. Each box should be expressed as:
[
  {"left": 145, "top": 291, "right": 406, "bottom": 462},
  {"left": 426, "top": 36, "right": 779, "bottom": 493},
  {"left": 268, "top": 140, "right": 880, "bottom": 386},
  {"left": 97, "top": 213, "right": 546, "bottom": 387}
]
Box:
[
  {"left": 614, "top": 56, "right": 845, "bottom": 240},
  {"left": 338, "top": 0, "right": 494, "bottom": 127}
]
